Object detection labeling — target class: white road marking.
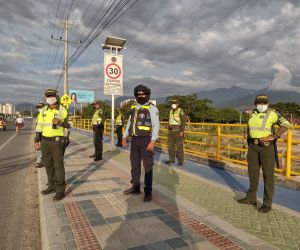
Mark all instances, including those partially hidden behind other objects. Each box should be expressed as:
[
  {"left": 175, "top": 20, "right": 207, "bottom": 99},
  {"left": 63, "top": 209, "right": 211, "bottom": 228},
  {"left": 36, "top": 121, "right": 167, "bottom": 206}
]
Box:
[{"left": 0, "top": 133, "right": 17, "bottom": 151}]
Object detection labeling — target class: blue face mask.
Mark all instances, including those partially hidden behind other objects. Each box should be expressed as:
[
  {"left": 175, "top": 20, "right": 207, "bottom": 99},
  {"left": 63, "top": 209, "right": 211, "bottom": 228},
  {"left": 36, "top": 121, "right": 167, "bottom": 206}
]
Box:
[{"left": 256, "top": 105, "right": 268, "bottom": 113}]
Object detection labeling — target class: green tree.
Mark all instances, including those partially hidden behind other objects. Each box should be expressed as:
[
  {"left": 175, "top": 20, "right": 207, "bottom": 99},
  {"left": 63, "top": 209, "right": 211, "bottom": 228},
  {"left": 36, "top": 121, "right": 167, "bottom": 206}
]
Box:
[
  {"left": 217, "top": 108, "right": 241, "bottom": 123},
  {"left": 270, "top": 102, "right": 300, "bottom": 120},
  {"left": 120, "top": 100, "right": 135, "bottom": 119},
  {"left": 81, "top": 100, "right": 110, "bottom": 119}
]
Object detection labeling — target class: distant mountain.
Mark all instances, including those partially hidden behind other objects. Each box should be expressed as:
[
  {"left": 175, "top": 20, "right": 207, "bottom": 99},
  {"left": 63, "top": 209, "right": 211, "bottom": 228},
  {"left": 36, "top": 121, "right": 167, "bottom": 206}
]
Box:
[
  {"left": 16, "top": 103, "right": 36, "bottom": 111},
  {"left": 195, "top": 86, "right": 255, "bottom": 106},
  {"left": 219, "top": 88, "right": 300, "bottom": 109},
  {"left": 194, "top": 86, "right": 300, "bottom": 109}
]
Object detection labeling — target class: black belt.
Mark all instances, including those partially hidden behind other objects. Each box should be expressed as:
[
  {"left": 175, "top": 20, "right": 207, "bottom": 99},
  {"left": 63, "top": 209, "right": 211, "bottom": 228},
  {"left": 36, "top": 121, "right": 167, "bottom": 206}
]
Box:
[
  {"left": 248, "top": 138, "right": 273, "bottom": 147},
  {"left": 42, "top": 136, "right": 63, "bottom": 142}
]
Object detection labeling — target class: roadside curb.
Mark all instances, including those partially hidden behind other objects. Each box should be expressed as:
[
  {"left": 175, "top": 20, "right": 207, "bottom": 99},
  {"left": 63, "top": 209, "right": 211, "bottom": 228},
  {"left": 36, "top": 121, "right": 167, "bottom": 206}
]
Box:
[{"left": 38, "top": 168, "right": 66, "bottom": 250}]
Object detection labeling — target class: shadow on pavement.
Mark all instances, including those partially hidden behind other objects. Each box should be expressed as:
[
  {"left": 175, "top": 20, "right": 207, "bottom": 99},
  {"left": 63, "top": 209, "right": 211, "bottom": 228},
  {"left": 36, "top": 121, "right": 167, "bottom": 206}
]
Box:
[{"left": 104, "top": 154, "right": 184, "bottom": 249}]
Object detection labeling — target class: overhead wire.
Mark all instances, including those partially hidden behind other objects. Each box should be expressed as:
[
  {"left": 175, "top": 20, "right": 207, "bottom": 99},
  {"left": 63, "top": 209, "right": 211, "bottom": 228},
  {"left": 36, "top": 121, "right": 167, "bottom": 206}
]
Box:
[
  {"left": 44, "top": 0, "right": 62, "bottom": 84},
  {"left": 130, "top": 0, "right": 252, "bottom": 84},
  {"left": 48, "top": 0, "right": 70, "bottom": 85},
  {"left": 55, "top": 0, "right": 140, "bottom": 90}
]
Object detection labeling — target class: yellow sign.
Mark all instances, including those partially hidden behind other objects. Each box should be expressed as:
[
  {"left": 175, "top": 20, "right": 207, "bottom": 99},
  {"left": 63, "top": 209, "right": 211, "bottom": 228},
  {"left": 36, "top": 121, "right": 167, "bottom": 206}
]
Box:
[{"left": 60, "top": 94, "right": 72, "bottom": 107}]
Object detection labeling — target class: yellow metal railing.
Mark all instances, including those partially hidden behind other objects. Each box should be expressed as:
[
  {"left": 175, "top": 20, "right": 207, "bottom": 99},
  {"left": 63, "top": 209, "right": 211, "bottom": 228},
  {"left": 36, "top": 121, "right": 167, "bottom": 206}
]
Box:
[{"left": 72, "top": 119, "right": 300, "bottom": 177}]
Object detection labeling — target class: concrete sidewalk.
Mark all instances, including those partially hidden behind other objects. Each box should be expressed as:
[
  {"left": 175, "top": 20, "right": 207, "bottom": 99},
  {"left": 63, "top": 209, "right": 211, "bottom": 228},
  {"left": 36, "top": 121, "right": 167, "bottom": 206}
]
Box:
[{"left": 38, "top": 130, "right": 300, "bottom": 250}]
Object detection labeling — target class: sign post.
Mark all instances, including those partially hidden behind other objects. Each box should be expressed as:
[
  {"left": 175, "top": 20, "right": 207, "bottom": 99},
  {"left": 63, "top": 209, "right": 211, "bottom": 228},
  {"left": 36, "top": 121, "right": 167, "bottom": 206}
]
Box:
[{"left": 102, "top": 37, "right": 126, "bottom": 151}]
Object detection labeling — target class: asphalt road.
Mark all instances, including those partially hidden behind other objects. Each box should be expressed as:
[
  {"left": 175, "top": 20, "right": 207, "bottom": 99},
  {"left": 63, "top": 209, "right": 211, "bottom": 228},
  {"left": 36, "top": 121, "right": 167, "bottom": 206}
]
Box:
[{"left": 0, "top": 119, "right": 40, "bottom": 250}]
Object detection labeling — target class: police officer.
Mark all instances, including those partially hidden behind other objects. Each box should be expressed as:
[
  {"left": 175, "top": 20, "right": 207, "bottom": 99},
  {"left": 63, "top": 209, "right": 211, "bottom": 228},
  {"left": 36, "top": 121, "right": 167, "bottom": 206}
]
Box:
[
  {"left": 35, "top": 102, "right": 45, "bottom": 168},
  {"left": 115, "top": 108, "right": 124, "bottom": 147},
  {"left": 238, "top": 94, "right": 290, "bottom": 213},
  {"left": 90, "top": 101, "right": 106, "bottom": 161},
  {"left": 34, "top": 89, "right": 69, "bottom": 201},
  {"left": 122, "top": 85, "right": 160, "bottom": 202},
  {"left": 165, "top": 99, "right": 186, "bottom": 166}
]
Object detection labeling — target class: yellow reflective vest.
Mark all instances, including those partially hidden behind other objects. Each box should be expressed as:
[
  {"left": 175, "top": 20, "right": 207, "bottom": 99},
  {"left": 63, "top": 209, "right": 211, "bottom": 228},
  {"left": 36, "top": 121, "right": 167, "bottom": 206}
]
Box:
[
  {"left": 92, "top": 109, "right": 103, "bottom": 125},
  {"left": 129, "top": 103, "right": 152, "bottom": 137},
  {"left": 248, "top": 109, "right": 290, "bottom": 138},
  {"left": 115, "top": 114, "right": 124, "bottom": 126},
  {"left": 36, "top": 105, "right": 68, "bottom": 137},
  {"left": 169, "top": 108, "right": 183, "bottom": 125}
]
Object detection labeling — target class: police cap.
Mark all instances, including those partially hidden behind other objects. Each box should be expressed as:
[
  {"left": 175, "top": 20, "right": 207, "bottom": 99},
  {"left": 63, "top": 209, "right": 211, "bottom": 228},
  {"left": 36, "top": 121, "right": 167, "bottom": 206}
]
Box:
[
  {"left": 134, "top": 84, "right": 151, "bottom": 96},
  {"left": 44, "top": 89, "right": 58, "bottom": 97},
  {"left": 36, "top": 102, "right": 45, "bottom": 109},
  {"left": 91, "top": 101, "right": 102, "bottom": 106},
  {"left": 254, "top": 94, "right": 269, "bottom": 105},
  {"left": 171, "top": 99, "right": 179, "bottom": 104}
]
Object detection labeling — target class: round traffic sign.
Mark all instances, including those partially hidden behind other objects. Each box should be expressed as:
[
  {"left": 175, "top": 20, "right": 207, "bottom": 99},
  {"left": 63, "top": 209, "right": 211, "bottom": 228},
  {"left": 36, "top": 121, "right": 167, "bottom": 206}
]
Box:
[{"left": 105, "top": 63, "right": 121, "bottom": 80}]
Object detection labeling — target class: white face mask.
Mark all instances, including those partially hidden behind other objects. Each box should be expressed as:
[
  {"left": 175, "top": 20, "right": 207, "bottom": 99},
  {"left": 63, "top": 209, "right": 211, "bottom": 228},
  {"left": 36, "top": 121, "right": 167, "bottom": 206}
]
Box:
[
  {"left": 171, "top": 104, "right": 177, "bottom": 109},
  {"left": 256, "top": 105, "right": 268, "bottom": 113},
  {"left": 38, "top": 108, "right": 43, "bottom": 113},
  {"left": 46, "top": 97, "right": 57, "bottom": 105}
]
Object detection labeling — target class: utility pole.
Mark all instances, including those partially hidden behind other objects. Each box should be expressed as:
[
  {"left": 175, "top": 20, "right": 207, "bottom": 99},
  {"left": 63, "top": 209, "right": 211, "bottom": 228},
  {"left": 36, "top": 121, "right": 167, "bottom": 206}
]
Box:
[
  {"left": 64, "top": 19, "right": 69, "bottom": 94},
  {"left": 51, "top": 18, "right": 80, "bottom": 95}
]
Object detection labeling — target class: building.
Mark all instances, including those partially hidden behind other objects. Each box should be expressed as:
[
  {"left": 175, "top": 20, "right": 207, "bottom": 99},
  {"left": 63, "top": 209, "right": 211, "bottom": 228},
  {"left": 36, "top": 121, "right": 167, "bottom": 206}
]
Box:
[
  {"left": 120, "top": 99, "right": 157, "bottom": 107},
  {"left": 0, "top": 103, "right": 16, "bottom": 115}
]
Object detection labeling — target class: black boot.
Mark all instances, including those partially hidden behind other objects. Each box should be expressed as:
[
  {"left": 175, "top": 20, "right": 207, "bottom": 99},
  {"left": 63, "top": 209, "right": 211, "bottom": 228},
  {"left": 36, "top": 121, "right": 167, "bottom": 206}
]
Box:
[
  {"left": 53, "top": 192, "right": 65, "bottom": 201},
  {"left": 41, "top": 187, "right": 55, "bottom": 195},
  {"left": 237, "top": 197, "right": 257, "bottom": 205},
  {"left": 123, "top": 187, "right": 141, "bottom": 195},
  {"left": 143, "top": 193, "right": 152, "bottom": 202},
  {"left": 258, "top": 205, "right": 271, "bottom": 213}
]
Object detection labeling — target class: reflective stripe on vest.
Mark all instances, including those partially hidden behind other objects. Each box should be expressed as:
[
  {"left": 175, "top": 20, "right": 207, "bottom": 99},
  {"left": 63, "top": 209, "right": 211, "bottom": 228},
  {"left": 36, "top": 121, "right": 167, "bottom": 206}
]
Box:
[
  {"left": 37, "top": 105, "right": 66, "bottom": 137},
  {"left": 92, "top": 110, "right": 102, "bottom": 124},
  {"left": 248, "top": 110, "right": 273, "bottom": 138},
  {"left": 169, "top": 108, "right": 182, "bottom": 125},
  {"left": 116, "top": 114, "right": 123, "bottom": 125},
  {"left": 129, "top": 104, "right": 152, "bottom": 137}
]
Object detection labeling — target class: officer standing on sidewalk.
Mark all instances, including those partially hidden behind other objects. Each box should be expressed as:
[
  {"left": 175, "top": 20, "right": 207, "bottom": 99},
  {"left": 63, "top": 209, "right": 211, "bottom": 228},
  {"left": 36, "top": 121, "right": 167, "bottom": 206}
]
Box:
[
  {"left": 90, "top": 101, "right": 106, "bottom": 161},
  {"left": 115, "top": 108, "right": 124, "bottom": 147},
  {"left": 165, "top": 99, "right": 186, "bottom": 166},
  {"left": 34, "top": 89, "right": 69, "bottom": 201},
  {"left": 122, "top": 84, "right": 160, "bottom": 202},
  {"left": 237, "top": 94, "right": 290, "bottom": 213}
]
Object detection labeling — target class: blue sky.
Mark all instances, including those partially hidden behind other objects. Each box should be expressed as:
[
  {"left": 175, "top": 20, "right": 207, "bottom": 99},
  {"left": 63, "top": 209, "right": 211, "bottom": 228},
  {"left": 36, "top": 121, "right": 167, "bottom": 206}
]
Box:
[{"left": 0, "top": 0, "right": 300, "bottom": 104}]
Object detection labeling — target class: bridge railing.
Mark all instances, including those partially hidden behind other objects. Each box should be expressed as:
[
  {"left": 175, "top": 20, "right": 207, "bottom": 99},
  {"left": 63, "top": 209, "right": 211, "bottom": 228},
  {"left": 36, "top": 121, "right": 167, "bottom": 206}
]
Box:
[{"left": 72, "top": 119, "right": 300, "bottom": 177}]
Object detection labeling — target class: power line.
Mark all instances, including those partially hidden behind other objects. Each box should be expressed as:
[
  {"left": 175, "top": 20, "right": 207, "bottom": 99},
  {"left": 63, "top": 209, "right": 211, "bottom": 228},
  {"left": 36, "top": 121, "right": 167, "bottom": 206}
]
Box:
[
  {"left": 44, "top": 0, "right": 62, "bottom": 84},
  {"left": 48, "top": 0, "right": 70, "bottom": 85},
  {"left": 54, "top": 0, "right": 140, "bottom": 90}
]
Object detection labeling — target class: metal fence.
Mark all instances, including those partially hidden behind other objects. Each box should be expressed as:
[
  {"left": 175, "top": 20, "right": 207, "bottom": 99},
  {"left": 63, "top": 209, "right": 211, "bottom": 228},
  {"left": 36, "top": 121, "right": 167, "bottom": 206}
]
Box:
[{"left": 72, "top": 119, "right": 300, "bottom": 177}]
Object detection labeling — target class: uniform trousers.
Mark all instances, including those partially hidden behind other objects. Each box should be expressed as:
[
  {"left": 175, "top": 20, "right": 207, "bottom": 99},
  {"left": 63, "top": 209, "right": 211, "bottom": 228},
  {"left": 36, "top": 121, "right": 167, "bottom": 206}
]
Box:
[
  {"left": 116, "top": 125, "right": 123, "bottom": 146},
  {"left": 41, "top": 140, "right": 65, "bottom": 193},
  {"left": 168, "top": 130, "right": 184, "bottom": 164},
  {"left": 246, "top": 142, "right": 275, "bottom": 207},
  {"left": 130, "top": 136, "right": 153, "bottom": 194},
  {"left": 93, "top": 128, "right": 103, "bottom": 159}
]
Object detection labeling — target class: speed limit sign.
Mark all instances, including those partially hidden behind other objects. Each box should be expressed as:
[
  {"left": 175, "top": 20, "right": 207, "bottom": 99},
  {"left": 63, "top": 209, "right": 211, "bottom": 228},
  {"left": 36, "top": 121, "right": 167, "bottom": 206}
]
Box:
[{"left": 104, "top": 54, "right": 123, "bottom": 95}]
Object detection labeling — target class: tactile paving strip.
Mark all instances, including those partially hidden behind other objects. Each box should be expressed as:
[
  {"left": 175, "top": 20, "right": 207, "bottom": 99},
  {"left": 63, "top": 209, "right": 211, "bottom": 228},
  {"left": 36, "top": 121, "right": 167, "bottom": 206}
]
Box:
[{"left": 64, "top": 201, "right": 102, "bottom": 250}]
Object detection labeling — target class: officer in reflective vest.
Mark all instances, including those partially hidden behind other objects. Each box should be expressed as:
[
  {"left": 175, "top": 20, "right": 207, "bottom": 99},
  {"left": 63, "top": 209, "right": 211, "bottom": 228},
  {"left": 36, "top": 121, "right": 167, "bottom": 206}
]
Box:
[
  {"left": 34, "top": 89, "right": 69, "bottom": 201},
  {"left": 165, "top": 99, "right": 186, "bottom": 166},
  {"left": 115, "top": 108, "right": 124, "bottom": 147},
  {"left": 122, "top": 85, "right": 160, "bottom": 202},
  {"left": 238, "top": 94, "right": 290, "bottom": 213},
  {"left": 90, "top": 101, "right": 106, "bottom": 161}
]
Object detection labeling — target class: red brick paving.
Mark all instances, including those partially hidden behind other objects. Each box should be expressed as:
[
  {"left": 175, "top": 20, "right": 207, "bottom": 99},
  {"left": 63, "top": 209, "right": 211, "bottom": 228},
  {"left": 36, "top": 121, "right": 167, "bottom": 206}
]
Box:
[{"left": 64, "top": 201, "right": 102, "bottom": 250}]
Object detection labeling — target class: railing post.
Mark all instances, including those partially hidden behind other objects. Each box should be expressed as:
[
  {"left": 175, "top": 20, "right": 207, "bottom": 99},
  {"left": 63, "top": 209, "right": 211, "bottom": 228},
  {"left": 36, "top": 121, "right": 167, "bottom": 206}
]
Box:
[
  {"left": 217, "top": 126, "right": 221, "bottom": 160},
  {"left": 286, "top": 128, "right": 292, "bottom": 177}
]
